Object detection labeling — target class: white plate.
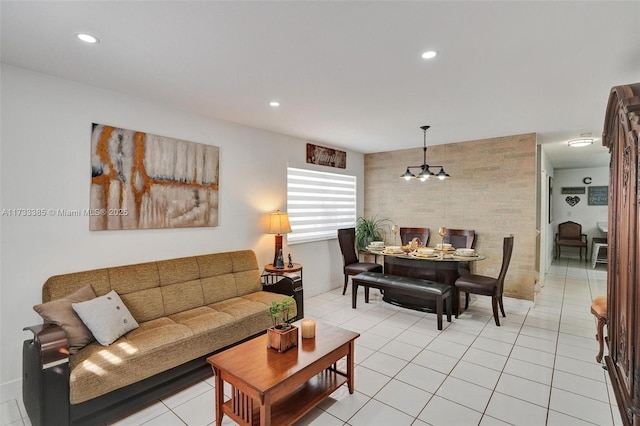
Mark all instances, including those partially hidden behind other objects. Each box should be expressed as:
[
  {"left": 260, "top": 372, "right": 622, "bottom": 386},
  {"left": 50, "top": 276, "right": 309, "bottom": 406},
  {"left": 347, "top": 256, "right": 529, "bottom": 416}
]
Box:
[
  {"left": 410, "top": 252, "right": 438, "bottom": 258},
  {"left": 454, "top": 251, "right": 478, "bottom": 257}
]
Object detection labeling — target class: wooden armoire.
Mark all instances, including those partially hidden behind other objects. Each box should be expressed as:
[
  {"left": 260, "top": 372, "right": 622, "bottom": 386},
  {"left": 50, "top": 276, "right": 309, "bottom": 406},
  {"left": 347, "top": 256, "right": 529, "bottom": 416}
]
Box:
[{"left": 603, "top": 83, "right": 640, "bottom": 426}]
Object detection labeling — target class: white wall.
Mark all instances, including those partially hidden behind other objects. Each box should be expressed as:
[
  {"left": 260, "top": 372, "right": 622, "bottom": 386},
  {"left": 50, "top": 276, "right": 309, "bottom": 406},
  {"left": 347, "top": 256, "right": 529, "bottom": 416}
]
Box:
[
  {"left": 539, "top": 146, "right": 555, "bottom": 275},
  {"left": 0, "top": 65, "right": 364, "bottom": 400},
  {"left": 551, "top": 167, "right": 609, "bottom": 257}
]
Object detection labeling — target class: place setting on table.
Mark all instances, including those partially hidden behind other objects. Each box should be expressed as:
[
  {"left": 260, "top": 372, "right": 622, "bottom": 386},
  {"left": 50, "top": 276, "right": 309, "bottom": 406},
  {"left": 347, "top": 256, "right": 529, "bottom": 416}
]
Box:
[
  {"left": 393, "top": 244, "right": 481, "bottom": 261},
  {"left": 365, "top": 240, "right": 386, "bottom": 253},
  {"left": 364, "top": 242, "right": 481, "bottom": 260},
  {"left": 365, "top": 226, "right": 484, "bottom": 261}
]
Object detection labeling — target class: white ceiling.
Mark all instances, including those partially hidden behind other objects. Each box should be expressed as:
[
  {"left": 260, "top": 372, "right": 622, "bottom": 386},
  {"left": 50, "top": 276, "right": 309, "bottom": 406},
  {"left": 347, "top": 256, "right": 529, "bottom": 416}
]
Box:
[{"left": 2, "top": 1, "right": 638, "bottom": 169}]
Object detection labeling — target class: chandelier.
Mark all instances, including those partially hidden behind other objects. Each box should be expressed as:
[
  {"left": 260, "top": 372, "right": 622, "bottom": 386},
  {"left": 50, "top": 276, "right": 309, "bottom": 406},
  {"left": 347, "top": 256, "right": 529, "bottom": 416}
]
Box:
[{"left": 400, "top": 125, "right": 451, "bottom": 181}]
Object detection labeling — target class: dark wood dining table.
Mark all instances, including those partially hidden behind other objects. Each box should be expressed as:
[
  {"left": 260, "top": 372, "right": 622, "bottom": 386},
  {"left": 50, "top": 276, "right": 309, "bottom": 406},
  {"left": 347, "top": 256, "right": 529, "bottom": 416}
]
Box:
[{"left": 361, "top": 250, "right": 485, "bottom": 314}]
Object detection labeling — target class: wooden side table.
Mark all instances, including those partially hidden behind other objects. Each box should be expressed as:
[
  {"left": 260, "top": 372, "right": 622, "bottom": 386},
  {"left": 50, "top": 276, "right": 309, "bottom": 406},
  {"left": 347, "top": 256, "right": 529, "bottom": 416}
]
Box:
[
  {"left": 264, "top": 263, "right": 303, "bottom": 275},
  {"left": 262, "top": 263, "right": 304, "bottom": 320}
]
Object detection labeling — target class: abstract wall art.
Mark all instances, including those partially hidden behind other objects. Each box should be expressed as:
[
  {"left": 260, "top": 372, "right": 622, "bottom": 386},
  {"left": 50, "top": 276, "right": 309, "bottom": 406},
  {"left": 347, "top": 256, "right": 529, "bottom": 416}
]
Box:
[{"left": 90, "top": 123, "right": 219, "bottom": 230}]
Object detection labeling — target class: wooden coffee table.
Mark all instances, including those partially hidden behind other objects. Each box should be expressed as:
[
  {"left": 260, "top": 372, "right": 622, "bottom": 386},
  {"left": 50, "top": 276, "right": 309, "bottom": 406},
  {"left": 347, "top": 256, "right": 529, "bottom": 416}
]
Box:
[{"left": 207, "top": 320, "right": 359, "bottom": 426}]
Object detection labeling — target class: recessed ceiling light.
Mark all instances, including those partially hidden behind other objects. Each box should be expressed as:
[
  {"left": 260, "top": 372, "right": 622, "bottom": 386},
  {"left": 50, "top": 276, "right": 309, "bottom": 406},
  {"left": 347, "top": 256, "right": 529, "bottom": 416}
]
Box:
[
  {"left": 76, "top": 33, "right": 99, "bottom": 44},
  {"left": 421, "top": 50, "right": 437, "bottom": 59},
  {"left": 269, "top": 101, "right": 280, "bottom": 107}
]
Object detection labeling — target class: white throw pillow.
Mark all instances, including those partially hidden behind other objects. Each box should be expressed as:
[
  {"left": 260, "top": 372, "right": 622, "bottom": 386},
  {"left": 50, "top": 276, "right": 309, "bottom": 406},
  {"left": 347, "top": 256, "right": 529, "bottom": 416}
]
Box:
[{"left": 72, "top": 290, "right": 139, "bottom": 346}]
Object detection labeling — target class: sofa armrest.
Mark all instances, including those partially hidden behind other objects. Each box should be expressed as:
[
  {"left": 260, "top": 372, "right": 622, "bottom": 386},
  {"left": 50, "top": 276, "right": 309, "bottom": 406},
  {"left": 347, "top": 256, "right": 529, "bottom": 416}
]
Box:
[
  {"left": 262, "top": 276, "right": 299, "bottom": 296},
  {"left": 24, "top": 323, "right": 69, "bottom": 369},
  {"left": 23, "top": 324, "right": 71, "bottom": 426}
]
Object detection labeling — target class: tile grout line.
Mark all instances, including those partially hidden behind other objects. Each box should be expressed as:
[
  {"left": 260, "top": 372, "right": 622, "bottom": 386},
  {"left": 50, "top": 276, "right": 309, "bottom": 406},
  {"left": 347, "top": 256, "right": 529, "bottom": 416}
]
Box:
[
  {"left": 586, "top": 260, "right": 619, "bottom": 426},
  {"left": 544, "top": 256, "right": 568, "bottom": 425}
]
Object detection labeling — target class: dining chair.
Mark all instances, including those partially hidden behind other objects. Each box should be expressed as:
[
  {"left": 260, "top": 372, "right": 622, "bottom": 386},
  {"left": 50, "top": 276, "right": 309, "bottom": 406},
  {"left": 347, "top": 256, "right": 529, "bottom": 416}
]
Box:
[
  {"left": 443, "top": 229, "right": 477, "bottom": 276},
  {"left": 337, "top": 228, "right": 383, "bottom": 295},
  {"left": 555, "top": 221, "right": 588, "bottom": 261},
  {"left": 454, "top": 235, "right": 514, "bottom": 326},
  {"left": 443, "top": 229, "right": 476, "bottom": 249},
  {"left": 399, "top": 227, "right": 430, "bottom": 247}
]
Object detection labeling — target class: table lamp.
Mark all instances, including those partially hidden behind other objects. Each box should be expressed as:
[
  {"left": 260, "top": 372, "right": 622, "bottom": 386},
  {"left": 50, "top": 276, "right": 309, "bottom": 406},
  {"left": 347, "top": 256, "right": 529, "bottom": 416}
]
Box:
[{"left": 268, "top": 210, "right": 292, "bottom": 267}]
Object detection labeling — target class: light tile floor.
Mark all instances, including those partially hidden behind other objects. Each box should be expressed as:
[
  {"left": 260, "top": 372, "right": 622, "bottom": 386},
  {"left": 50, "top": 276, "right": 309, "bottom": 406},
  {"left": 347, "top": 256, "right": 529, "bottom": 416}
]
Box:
[{"left": 3, "top": 258, "right": 621, "bottom": 426}]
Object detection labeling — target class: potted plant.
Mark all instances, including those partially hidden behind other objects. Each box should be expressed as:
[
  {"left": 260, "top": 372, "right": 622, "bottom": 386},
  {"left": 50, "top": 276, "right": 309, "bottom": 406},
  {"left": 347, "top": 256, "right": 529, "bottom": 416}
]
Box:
[
  {"left": 355, "top": 215, "right": 390, "bottom": 251},
  {"left": 267, "top": 297, "right": 298, "bottom": 352},
  {"left": 269, "top": 297, "right": 294, "bottom": 329}
]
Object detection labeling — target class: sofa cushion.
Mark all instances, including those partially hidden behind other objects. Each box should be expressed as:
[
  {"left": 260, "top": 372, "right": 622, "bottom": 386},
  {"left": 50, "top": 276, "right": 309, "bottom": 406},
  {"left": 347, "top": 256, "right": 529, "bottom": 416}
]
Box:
[
  {"left": 234, "top": 269, "right": 262, "bottom": 296},
  {"left": 68, "top": 295, "right": 275, "bottom": 405},
  {"left": 119, "top": 287, "right": 164, "bottom": 323},
  {"left": 230, "top": 250, "right": 260, "bottom": 273},
  {"left": 197, "top": 252, "right": 233, "bottom": 277},
  {"left": 33, "top": 284, "right": 97, "bottom": 354},
  {"left": 201, "top": 273, "right": 237, "bottom": 304},
  {"left": 123, "top": 318, "right": 193, "bottom": 352},
  {"left": 69, "top": 318, "right": 195, "bottom": 404},
  {"left": 169, "top": 307, "right": 234, "bottom": 334},
  {"left": 42, "top": 269, "right": 110, "bottom": 302},
  {"left": 157, "top": 256, "right": 200, "bottom": 285},
  {"left": 161, "top": 279, "right": 205, "bottom": 316},
  {"left": 209, "top": 297, "right": 269, "bottom": 321},
  {"left": 72, "top": 290, "right": 139, "bottom": 346},
  {"left": 242, "top": 291, "right": 298, "bottom": 317},
  {"left": 108, "top": 262, "right": 159, "bottom": 294}
]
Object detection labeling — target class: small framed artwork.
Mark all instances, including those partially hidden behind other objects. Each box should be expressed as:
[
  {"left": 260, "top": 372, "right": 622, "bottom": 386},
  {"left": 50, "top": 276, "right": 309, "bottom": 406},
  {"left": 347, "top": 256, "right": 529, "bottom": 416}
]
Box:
[
  {"left": 306, "top": 143, "right": 346, "bottom": 169},
  {"left": 588, "top": 186, "right": 608, "bottom": 205},
  {"left": 561, "top": 187, "right": 585, "bottom": 194}
]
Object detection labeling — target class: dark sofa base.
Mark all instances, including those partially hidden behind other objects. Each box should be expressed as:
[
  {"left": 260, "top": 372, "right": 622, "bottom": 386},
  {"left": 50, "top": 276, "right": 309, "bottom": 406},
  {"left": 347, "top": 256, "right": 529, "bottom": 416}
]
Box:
[{"left": 24, "top": 331, "right": 265, "bottom": 426}]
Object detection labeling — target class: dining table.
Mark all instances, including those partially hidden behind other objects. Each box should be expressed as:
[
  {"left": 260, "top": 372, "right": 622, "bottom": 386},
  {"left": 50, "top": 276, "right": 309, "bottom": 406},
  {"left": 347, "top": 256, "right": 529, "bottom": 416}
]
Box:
[{"left": 361, "top": 249, "right": 485, "bottom": 315}]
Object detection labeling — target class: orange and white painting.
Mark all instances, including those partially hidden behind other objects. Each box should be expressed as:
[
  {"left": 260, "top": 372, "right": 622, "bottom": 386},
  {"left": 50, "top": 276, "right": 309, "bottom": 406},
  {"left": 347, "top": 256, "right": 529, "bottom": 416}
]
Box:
[{"left": 90, "top": 123, "right": 219, "bottom": 230}]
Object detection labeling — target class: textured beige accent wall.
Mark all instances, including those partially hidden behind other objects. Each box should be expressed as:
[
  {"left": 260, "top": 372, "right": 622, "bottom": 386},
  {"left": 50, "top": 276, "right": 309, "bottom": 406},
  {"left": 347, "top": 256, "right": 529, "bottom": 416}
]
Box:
[{"left": 364, "top": 133, "right": 537, "bottom": 301}]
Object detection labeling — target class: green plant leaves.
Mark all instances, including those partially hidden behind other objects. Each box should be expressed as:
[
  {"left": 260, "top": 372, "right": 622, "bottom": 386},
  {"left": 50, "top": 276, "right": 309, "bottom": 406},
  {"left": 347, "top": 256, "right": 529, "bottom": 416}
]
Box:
[{"left": 355, "top": 215, "right": 390, "bottom": 250}]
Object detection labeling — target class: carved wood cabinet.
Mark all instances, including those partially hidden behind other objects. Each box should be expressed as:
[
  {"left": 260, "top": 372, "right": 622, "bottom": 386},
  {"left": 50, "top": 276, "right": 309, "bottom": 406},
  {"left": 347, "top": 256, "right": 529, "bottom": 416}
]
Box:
[{"left": 603, "top": 83, "right": 640, "bottom": 426}]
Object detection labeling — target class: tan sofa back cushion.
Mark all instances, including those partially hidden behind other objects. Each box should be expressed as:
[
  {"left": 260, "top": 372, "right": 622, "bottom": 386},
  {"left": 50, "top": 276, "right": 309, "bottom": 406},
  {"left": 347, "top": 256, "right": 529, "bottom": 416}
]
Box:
[
  {"left": 197, "top": 251, "right": 261, "bottom": 297},
  {"left": 42, "top": 250, "right": 262, "bottom": 323}
]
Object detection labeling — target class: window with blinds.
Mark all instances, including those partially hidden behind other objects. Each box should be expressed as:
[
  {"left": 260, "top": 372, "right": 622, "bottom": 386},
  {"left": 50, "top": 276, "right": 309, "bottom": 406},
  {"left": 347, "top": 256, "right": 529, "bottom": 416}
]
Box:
[{"left": 287, "top": 167, "right": 357, "bottom": 244}]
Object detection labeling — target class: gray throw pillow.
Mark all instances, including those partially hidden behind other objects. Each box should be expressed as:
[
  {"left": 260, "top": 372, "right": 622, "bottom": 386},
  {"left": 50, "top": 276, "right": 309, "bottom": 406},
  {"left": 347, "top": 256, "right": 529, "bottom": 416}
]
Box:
[{"left": 72, "top": 290, "right": 139, "bottom": 346}]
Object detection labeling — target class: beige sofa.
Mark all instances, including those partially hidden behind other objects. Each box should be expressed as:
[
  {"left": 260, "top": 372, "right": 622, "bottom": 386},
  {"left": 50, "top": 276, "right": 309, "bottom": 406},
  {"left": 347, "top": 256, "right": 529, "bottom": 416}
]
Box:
[{"left": 22, "top": 250, "right": 298, "bottom": 426}]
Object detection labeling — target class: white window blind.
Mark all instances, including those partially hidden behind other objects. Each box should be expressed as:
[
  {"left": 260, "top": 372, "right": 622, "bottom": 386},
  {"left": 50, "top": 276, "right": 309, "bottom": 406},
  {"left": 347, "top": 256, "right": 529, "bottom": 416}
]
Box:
[{"left": 287, "top": 167, "right": 357, "bottom": 244}]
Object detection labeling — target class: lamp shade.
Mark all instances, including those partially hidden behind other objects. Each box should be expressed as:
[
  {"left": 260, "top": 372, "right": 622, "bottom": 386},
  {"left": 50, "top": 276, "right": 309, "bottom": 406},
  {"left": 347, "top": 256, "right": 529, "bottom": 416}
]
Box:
[
  {"left": 436, "top": 168, "right": 450, "bottom": 180},
  {"left": 268, "top": 211, "right": 292, "bottom": 235}
]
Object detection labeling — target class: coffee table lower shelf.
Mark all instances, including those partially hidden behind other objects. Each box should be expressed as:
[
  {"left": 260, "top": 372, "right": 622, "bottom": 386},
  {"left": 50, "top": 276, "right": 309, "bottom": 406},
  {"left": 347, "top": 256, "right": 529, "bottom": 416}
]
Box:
[{"left": 223, "top": 369, "right": 347, "bottom": 426}]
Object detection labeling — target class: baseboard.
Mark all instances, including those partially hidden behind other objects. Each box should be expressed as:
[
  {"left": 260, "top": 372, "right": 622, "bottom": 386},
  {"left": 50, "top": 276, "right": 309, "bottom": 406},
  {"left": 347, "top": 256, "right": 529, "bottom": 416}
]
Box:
[{"left": 1, "top": 378, "right": 22, "bottom": 404}]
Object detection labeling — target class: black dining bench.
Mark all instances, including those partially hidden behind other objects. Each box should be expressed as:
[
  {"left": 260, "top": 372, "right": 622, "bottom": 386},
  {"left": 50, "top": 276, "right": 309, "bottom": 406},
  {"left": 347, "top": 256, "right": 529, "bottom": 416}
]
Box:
[{"left": 351, "top": 271, "right": 453, "bottom": 330}]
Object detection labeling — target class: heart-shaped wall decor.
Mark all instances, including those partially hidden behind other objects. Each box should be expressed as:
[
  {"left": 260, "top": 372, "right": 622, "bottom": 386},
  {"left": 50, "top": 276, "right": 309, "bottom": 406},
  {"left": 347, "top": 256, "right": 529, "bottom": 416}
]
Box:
[{"left": 566, "top": 196, "right": 581, "bottom": 207}]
